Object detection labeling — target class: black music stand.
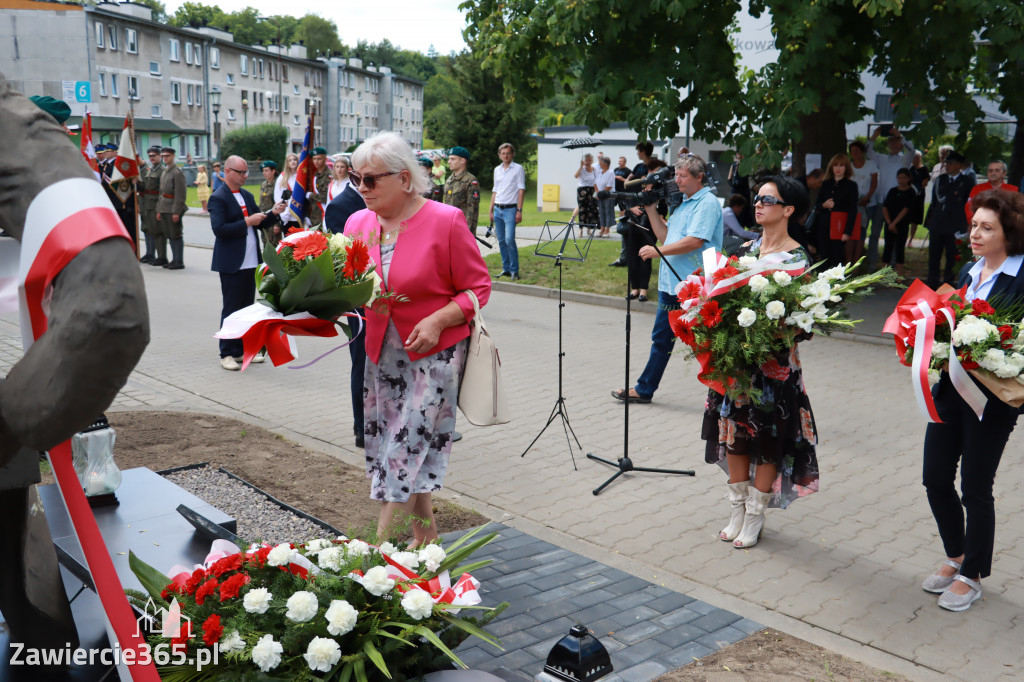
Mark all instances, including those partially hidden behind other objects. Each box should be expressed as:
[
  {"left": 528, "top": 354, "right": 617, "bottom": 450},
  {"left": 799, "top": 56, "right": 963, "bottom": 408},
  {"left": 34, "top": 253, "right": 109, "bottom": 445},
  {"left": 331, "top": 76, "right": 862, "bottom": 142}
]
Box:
[
  {"left": 587, "top": 217, "right": 695, "bottom": 494},
  {"left": 521, "top": 219, "right": 596, "bottom": 468}
]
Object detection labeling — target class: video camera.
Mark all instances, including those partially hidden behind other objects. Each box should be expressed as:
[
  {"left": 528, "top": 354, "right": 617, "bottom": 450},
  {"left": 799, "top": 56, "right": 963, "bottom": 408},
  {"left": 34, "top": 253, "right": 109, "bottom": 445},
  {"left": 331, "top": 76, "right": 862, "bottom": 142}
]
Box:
[{"left": 597, "top": 166, "right": 677, "bottom": 206}]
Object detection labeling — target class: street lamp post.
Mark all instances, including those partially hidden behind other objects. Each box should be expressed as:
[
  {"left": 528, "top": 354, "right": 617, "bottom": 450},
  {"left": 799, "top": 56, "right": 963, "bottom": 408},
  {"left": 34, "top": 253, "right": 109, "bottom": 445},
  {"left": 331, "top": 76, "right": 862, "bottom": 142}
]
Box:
[
  {"left": 242, "top": 97, "right": 249, "bottom": 129},
  {"left": 209, "top": 88, "right": 222, "bottom": 160}
]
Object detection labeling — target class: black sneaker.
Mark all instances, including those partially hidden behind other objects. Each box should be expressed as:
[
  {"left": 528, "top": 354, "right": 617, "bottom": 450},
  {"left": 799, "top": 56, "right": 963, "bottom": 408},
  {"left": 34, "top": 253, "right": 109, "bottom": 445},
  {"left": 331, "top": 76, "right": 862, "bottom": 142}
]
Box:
[
  {"left": 150, "top": 258, "right": 168, "bottom": 266},
  {"left": 494, "top": 271, "right": 511, "bottom": 278},
  {"left": 608, "top": 259, "right": 627, "bottom": 267},
  {"left": 510, "top": 273, "right": 521, "bottom": 281}
]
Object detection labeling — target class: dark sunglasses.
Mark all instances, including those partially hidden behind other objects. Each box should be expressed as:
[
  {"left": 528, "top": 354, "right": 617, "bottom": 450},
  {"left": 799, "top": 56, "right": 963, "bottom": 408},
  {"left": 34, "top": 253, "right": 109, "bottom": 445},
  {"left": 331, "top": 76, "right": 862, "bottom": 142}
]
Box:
[
  {"left": 753, "top": 195, "right": 787, "bottom": 206},
  {"left": 350, "top": 170, "right": 399, "bottom": 190},
  {"left": 226, "top": 167, "right": 249, "bottom": 175}
]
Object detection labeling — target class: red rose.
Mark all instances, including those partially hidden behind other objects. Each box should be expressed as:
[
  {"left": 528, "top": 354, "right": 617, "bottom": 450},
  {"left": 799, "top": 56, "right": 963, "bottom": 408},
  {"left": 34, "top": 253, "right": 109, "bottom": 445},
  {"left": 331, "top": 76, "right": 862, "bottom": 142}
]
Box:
[
  {"left": 210, "top": 553, "right": 244, "bottom": 577},
  {"left": 194, "top": 578, "right": 219, "bottom": 606},
  {"left": 289, "top": 231, "right": 329, "bottom": 260},
  {"left": 700, "top": 300, "right": 723, "bottom": 327},
  {"left": 343, "top": 240, "right": 371, "bottom": 280},
  {"left": 201, "top": 614, "right": 224, "bottom": 647},
  {"left": 219, "top": 572, "right": 250, "bottom": 601},
  {"left": 971, "top": 299, "right": 995, "bottom": 316}
]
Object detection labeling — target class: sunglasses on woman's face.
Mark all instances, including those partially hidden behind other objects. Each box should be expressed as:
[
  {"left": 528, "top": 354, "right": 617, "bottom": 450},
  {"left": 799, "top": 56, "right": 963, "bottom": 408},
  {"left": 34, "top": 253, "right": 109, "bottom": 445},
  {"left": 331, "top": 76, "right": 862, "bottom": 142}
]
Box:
[
  {"left": 753, "top": 195, "right": 787, "bottom": 206},
  {"left": 349, "top": 170, "right": 399, "bottom": 190}
]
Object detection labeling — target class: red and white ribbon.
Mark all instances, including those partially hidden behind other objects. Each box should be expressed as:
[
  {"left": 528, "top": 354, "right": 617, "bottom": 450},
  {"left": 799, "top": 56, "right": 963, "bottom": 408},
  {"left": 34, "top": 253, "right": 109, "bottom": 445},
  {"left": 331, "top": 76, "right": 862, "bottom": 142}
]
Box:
[
  {"left": 214, "top": 303, "right": 340, "bottom": 370},
  {"left": 679, "top": 247, "right": 808, "bottom": 315},
  {"left": 377, "top": 552, "right": 482, "bottom": 613}
]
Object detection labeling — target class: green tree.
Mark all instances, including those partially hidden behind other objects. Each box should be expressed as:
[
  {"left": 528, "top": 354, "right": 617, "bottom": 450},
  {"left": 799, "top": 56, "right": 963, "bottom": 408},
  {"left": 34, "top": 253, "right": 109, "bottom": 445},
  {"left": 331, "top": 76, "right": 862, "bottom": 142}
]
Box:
[
  {"left": 223, "top": 7, "right": 274, "bottom": 46},
  {"left": 220, "top": 123, "right": 288, "bottom": 170},
  {"left": 424, "top": 51, "right": 537, "bottom": 189},
  {"left": 168, "top": 1, "right": 224, "bottom": 28},
  {"left": 133, "top": 0, "right": 167, "bottom": 23},
  {"left": 294, "top": 14, "right": 344, "bottom": 59},
  {"left": 263, "top": 14, "right": 301, "bottom": 47}
]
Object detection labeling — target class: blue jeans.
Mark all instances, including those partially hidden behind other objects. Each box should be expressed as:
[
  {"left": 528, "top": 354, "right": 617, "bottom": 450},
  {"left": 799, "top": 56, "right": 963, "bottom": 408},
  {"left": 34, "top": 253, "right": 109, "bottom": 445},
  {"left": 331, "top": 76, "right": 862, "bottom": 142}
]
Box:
[
  {"left": 493, "top": 206, "right": 518, "bottom": 274},
  {"left": 634, "top": 290, "right": 680, "bottom": 399}
]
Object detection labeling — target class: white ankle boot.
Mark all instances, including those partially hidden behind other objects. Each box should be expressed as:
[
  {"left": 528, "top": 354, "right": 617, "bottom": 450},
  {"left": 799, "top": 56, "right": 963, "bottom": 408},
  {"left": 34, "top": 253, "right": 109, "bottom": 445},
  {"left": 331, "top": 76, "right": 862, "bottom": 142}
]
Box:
[
  {"left": 733, "top": 489, "right": 772, "bottom": 548},
  {"left": 720, "top": 481, "right": 749, "bottom": 541}
]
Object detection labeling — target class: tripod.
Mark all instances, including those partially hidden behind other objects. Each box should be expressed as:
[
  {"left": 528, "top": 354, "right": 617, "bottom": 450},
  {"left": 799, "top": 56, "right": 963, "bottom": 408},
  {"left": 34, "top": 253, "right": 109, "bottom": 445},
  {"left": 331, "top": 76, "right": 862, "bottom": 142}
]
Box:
[
  {"left": 587, "top": 217, "right": 695, "bottom": 494},
  {"left": 521, "top": 220, "right": 595, "bottom": 468}
]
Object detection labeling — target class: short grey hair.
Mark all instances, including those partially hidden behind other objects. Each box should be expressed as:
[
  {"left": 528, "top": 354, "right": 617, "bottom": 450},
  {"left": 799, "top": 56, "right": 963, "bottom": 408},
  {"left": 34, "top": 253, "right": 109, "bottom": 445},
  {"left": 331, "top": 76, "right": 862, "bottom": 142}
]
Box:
[
  {"left": 989, "top": 159, "right": 1008, "bottom": 172},
  {"left": 352, "top": 131, "right": 430, "bottom": 196},
  {"left": 498, "top": 142, "right": 515, "bottom": 154},
  {"left": 674, "top": 153, "right": 708, "bottom": 180}
]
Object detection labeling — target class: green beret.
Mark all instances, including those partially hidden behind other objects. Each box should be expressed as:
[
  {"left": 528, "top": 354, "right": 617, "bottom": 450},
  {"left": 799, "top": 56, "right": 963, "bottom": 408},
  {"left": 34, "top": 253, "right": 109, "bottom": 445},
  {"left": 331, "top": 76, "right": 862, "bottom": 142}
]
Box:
[
  {"left": 312, "top": 147, "right": 327, "bottom": 157},
  {"left": 418, "top": 157, "right": 433, "bottom": 169},
  {"left": 30, "top": 95, "right": 72, "bottom": 124},
  {"left": 449, "top": 146, "right": 470, "bottom": 161},
  {"left": 260, "top": 160, "right": 278, "bottom": 170}
]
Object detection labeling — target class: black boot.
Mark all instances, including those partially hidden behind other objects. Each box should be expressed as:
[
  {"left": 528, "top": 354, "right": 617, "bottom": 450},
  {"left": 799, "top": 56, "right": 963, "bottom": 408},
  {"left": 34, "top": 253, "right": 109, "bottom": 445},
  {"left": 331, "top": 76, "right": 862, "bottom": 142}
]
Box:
[
  {"left": 151, "top": 235, "right": 168, "bottom": 266},
  {"left": 165, "top": 237, "right": 185, "bottom": 270}
]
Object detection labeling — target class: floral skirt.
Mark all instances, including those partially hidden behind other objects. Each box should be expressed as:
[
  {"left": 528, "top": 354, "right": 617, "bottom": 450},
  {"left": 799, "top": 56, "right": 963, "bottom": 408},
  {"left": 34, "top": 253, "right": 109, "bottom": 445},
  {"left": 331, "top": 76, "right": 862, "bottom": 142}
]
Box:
[
  {"left": 363, "top": 322, "right": 467, "bottom": 503},
  {"left": 577, "top": 186, "right": 599, "bottom": 228},
  {"left": 701, "top": 345, "right": 820, "bottom": 509}
]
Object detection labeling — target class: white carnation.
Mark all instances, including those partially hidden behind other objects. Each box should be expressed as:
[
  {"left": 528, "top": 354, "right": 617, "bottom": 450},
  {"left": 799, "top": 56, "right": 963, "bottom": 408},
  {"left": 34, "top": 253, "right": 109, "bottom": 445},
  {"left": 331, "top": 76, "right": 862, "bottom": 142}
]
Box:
[
  {"left": 737, "top": 256, "right": 757, "bottom": 267},
  {"left": 418, "top": 544, "right": 447, "bottom": 572},
  {"left": 748, "top": 275, "right": 769, "bottom": 293},
  {"left": 951, "top": 316, "right": 998, "bottom": 346},
  {"left": 765, "top": 301, "right": 785, "bottom": 320},
  {"left": 219, "top": 630, "right": 245, "bottom": 654},
  {"left": 318, "top": 547, "right": 345, "bottom": 572},
  {"left": 978, "top": 348, "right": 1006, "bottom": 373},
  {"left": 737, "top": 308, "right": 757, "bottom": 327},
  {"left": 243, "top": 588, "right": 273, "bottom": 614},
  {"left": 360, "top": 566, "right": 395, "bottom": 596},
  {"left": 401, "top": 589, "right": 435, "bottom": 620},
  {"left": 931, "top": 342, "right": 950, "bottom": 361},
  {"left": 325, "top": 599, "right": 358, "bottom": 636},
  {"left": 389, "top": 551, "right": 420, "bottom": 570},
  {"left": 328, "top": 232, "right": 353, "bottom": 253},
  {"left": 928, "top": 369, "right": 941, "bottom": 385},
  {"left": 378, "top": 541, "right": 397, "bottom": 555},
  {"left": 304, "top": 636, "right": 342, "bottom": 673},
  {"left": 304, "top": 539, "right": 333, "bottom": 556},
  {"left": 251, "top": 634, "right": 283, "bottom": 672},
  {"left": 772, "top": 271, "right": 792, "bottom": 286},
  {"left": 345, "top": 539, "right": 371, "bottom": 558},
  {"left": 336, "top": 534, "right": 349, "bottom": 541},
  {"left": 266, "top": 543, "right": 293, "bottom": 567},
  {"left": 285, "top": 590, "right": 319, "bottom": 623}
]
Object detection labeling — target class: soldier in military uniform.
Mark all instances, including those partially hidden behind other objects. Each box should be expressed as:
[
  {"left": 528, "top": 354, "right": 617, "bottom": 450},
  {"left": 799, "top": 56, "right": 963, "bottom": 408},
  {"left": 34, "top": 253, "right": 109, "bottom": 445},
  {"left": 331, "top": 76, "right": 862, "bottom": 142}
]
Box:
[
  {"left": 443, "top": 146, "right": 481, "bottom": 234},
  {"left": 308, "top": 147, "right": 330, "bottom": 227},
  {"left": 258, "top": 160, "right": 282, "bottom": 248},
  {"left": 155, "top": 146, "right": 187, "bottom": 269},
  {"left": 138, "top": 146, "right": 163, "bottom": 263}
]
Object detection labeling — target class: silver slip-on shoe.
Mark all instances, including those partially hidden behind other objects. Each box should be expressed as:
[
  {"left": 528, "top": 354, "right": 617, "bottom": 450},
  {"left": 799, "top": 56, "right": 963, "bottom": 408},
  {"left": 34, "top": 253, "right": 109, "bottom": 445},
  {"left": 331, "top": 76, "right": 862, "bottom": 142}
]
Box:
[
  {"left": 937, "top": 575, "right": 982, "bottom": 612},
  {"left": 922, "top": 559, "right": 962, "bottom": 593}
]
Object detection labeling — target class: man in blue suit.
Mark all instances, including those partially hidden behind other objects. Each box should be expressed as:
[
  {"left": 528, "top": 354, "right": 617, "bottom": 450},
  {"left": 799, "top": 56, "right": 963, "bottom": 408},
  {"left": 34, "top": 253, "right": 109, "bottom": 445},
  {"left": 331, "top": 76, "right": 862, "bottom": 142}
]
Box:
[{"left": 210, "top": 155, "right": 286, "bottom": 370}]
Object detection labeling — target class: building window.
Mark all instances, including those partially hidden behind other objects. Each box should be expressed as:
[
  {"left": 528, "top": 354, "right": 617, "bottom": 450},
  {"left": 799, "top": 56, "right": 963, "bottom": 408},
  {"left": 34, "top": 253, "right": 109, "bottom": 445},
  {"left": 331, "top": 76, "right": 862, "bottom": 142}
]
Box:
[
  {"left": 282, "top": 64, "right": 288, "bottom": 81},
  {"left": 178, "top": 136, "right": 186, "bottom": 156},
  {"left": 108, "top": 25, "right": 118, "bottom": 51},
  {"left": 283, "top": 96, "right": 289, "bottom": 112},
  {"left": 169, "top": 38, "right": 180, "bottom": 62},
  {"left": 98, "top": 73, "right": 107, "bottom": 96},
  {"left": 150, "top": 61, "right": 161, "bottom": 76},
  {"left": 95, "top": 22, "right": 104, "bottom": 48},
  {"left": 151, "top": 104, "right": 162, "bottom": 118},
  {"left": 226, "top": 73, "right": 235, "bottom": 85},
  {"left": 227, "top": 109, "right": 236, "bottom": 121},
  {"left": 240, "top": 55, "right": 248, "bottom": 75},
  {"left": 193, "top": 136, "right": 201, "bottom": 157},
  {"left": 241, "top": 89, "right": 248, "bottom": 107},
  {"left": 127, "top": 75, "right": 139, "bottom": 100},
  {"left": 258, "top": 59, "right": 264, "bottom": 78},
  {"left": 187, "top": 84, "right": 193, "bottom": 105},
  {"left": 171, "top": 82, "right": 181, "bottom": 104},
  {"left": 110, "top": 74, "right": 119, "bottom": 98},
  {"left": 210, "top": 47, "right": 220, "bottom": 69},
  {"left": 185, "top": 42, "right": 193, "bottom": 65},
  {"left": 194, "top": 44, "right": 202, "bottom": 66},
  {"left": 304, "top": 69, "right": 310, "bottom": 86},
  {"left": 293, "top": 84, "right": 300, "bottom": 95},
  {"left": 126, "top": 28, "right": 138, "bottom": 54},
  {"left": 293, "top": 114, "right": 300, "bottom": 125}
]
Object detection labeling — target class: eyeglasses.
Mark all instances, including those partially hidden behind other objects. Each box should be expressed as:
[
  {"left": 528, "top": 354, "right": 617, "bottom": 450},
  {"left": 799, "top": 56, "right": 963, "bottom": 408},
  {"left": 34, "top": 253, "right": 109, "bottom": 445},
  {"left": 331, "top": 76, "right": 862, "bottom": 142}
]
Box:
[
  {"left": 753, "top": 195, "right": 787, "bottom": 207},
  {"left": 226, "top": 167, "right": 249, "bottom": 176},
  {"left": 349, "top": 170, "right": 399, "bottom": 190}
]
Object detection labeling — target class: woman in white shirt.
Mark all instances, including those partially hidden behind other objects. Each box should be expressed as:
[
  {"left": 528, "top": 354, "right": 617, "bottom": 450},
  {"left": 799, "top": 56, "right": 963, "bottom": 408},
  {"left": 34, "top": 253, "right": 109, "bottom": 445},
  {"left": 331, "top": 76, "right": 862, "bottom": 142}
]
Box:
[
  {"left": 328, "top": 155, "right": 351, "bottom": 204},
  {"left": 595, "top": 156, "right": 617, "bottom": 237},
  {"left": 574, "top": 153, "right": 599, "bottom": 234},
  {"left": 275, "top": 152, "right": 300, "bottom": 229}
]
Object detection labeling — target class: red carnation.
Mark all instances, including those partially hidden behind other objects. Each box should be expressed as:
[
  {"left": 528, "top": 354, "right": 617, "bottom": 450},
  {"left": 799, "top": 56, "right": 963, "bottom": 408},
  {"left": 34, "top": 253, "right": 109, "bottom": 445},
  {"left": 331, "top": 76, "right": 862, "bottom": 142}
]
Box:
[
  {"left": 971, "top": 299, "right": 995, "bottom": 316},
  {"left": 171, "top": 621, "right": 191, "bottom": 654},
  {"left": 343, "top": 240, "right": 371, "bottom": 279},
  {"left": 184, "top": 568, "right": 207, "bottom": 595},
  {"left": 201, "top": 614, "right": 224, "bottom": 647},
  {"left": 219, "top": 572, "right": 250, "bottom": 601},
  {"left": 162, "top": 573, "right": 189, "bottom": 599},
  {"left": 289, "top": 231, "right": 329, "bottom": 260},
  {"left": 700, "top": 300, "right": 723, "bottom": 327},
  {"left": 712, "top": 265, "right": 740, "bottom": 284},
  {"left": 194, "top": 578, "right": 219, "bottom": 605},
  {"left": 210, "top": 553, "right": 244, "bottom": 577},
  {"left": 247, "top": 546, "right": 272, "bottom": 568}
]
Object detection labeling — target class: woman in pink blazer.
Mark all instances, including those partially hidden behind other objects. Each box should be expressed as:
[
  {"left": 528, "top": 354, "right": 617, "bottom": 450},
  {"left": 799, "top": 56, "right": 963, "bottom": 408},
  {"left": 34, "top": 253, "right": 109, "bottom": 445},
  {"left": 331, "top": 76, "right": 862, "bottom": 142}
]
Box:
[{"left": 344, "top": 132, "right": 491, "bottom": 547}]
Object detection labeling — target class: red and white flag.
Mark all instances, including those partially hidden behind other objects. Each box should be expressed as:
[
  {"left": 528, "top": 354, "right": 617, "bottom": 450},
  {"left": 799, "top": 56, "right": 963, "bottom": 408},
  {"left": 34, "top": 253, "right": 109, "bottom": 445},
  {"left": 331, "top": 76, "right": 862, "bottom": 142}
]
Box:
[
  {"left": 110, "top": 112, "right": 139, "bottom": 182},
  {"left": 79, "top": 111, "right": 100, "bottom": 180}
]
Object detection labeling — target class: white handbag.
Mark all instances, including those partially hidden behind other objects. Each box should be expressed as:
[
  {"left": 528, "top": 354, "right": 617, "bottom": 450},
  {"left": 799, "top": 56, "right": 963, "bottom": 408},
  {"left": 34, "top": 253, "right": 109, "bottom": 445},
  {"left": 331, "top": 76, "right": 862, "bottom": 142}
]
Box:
[{"left": 457, "top": 290, "right": 511, "bottom": 426}]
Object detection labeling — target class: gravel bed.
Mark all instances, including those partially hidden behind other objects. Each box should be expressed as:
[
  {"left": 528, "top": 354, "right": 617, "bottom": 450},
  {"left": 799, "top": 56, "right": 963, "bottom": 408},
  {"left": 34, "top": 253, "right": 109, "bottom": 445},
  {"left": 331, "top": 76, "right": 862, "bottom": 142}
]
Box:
[{"left": 163, "top": 466, "right": 331, "bottom": 545}]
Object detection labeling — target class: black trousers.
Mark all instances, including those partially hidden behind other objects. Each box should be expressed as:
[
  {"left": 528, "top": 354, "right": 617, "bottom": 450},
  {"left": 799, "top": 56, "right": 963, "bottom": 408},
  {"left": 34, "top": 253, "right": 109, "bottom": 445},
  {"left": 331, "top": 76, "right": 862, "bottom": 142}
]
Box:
[
  {"left": 927, "top": 232, "right": 958, "bottom": 287},
  {"left": 882, "top": 222, "right": 910, "bottom": 265},
  {"left": 218, "top": 268, "right": 256, "bottom": 359},
  {"left": 349, "top": 308, "right": 366, "bottom": 435},
  {"left": 922, "top": 374, "right": 1019, "bottom": 579},
  {"left": 624, "top": 219, "right": 652, "bottom": 291}
]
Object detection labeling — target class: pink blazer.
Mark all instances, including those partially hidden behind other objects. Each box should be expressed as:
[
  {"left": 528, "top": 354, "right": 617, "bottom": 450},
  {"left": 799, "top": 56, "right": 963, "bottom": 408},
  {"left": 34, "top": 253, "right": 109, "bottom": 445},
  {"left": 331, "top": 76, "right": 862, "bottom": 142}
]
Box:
[{"left": 344, "top": 200, "right": 492, "bottom": 364}]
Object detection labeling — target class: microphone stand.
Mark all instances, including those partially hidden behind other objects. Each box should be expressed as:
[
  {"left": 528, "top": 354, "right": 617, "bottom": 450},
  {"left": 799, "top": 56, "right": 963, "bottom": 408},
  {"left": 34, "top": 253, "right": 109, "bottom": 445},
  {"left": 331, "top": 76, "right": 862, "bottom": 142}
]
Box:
[{"left": 587, "top": 217, "right": 695, "bottom": 494}]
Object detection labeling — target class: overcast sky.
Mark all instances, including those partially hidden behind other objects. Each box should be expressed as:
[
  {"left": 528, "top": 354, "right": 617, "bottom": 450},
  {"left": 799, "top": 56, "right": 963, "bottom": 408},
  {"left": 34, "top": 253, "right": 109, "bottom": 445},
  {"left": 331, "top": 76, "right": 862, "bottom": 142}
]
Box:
[{"left": 163, "top": 0, "right": 470, "bottom": 55}]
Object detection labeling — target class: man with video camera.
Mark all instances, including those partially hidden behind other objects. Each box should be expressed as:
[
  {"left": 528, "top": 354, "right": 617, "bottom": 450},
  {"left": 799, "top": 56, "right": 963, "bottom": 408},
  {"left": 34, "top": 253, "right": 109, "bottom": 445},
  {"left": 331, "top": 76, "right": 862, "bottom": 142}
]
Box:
[{"left": 610, "top": 154, "right": 723, "bottom": 404}]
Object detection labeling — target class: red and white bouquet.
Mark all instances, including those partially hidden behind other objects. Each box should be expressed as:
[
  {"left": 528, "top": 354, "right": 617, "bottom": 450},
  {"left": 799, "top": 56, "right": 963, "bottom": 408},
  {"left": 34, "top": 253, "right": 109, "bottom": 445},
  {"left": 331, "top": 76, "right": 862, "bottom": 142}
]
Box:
[
  {"left": 672, "top": 248, "right": 899, "bottom": 403},
  {"left": 127, "top": 526, "right": 507, "bottom": 681},
  {"left": 216, "top": 228, "right": 389, "bottom": 370}
]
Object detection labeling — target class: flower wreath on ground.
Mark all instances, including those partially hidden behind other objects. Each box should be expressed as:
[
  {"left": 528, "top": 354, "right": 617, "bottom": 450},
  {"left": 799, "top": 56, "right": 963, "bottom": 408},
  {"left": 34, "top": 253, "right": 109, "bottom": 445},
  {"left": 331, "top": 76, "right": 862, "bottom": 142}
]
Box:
[
  {"left": 127, "top": 525, "right": 508, "bottom": 682},
  {"left": 671, "top": 247, "right": 899, "bottom": 404},
  {"left": 215, "top": 227, "right": 402, "bottom": 371}
]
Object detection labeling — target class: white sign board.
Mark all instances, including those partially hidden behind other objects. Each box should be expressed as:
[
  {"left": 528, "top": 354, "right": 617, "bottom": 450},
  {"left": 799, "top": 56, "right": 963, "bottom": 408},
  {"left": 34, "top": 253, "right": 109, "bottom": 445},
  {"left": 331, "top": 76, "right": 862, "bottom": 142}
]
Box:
[{"left": 62, "top": 80, "right": 91, "bottom": 104}]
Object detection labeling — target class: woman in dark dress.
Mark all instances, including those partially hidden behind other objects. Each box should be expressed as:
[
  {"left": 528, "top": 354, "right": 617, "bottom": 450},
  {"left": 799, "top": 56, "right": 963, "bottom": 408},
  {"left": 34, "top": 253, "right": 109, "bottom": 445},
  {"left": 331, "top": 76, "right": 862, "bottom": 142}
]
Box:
[
  {"left": 881, "top": 168, "right": 918, "bottom": 276},
  {"left": 703, "top": 175, "right": 820, "bottom": 549},
  {"left": 920, "top": 190, "right": 1024, "bottom": 612},
  {"left": 815, "top": 154, "right": 860, "bottom": 268}
]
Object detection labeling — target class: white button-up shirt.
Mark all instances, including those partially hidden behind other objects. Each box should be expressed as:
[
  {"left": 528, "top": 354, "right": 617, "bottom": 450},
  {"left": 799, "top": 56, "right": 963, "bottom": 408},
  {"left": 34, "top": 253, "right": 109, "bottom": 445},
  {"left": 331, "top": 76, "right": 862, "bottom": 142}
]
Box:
[
  {"left": 965, "top": 254, "right": 1024, "bottom": 302},
  {"left": 492, "top": 161, "right": 526, "bottom": 205}
]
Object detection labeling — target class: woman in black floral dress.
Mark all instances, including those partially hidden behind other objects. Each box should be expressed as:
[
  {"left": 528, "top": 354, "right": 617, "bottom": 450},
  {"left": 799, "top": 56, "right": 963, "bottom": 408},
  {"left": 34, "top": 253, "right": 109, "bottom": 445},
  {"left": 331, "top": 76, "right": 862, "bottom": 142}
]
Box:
[{"left": 702, "top": 175, "right": 820, "bottom": 548}]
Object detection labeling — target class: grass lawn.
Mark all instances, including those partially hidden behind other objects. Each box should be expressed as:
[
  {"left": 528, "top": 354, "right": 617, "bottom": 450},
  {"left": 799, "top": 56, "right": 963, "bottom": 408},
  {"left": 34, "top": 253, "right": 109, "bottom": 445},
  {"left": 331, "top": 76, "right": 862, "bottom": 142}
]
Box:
[{"left": 482, "top": 238, "right": 660, "bottom": 297}]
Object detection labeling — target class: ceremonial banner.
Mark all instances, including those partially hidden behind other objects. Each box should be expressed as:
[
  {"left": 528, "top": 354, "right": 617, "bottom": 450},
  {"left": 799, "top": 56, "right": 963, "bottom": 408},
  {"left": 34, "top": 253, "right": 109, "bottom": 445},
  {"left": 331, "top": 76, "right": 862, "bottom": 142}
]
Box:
[
  {"left": 289, "top": 113, "right": 315, "bottom": 225},
  {"left": 79, "top": 111, "right": 100, "bottom": 181}
]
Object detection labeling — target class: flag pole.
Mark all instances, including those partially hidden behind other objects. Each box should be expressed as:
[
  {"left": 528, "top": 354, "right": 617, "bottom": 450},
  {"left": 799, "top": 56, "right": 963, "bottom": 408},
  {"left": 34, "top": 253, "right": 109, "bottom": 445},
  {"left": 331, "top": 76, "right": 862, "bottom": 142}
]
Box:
[{"left": 128, "top": 111, "right": 140, "bottom": 259}]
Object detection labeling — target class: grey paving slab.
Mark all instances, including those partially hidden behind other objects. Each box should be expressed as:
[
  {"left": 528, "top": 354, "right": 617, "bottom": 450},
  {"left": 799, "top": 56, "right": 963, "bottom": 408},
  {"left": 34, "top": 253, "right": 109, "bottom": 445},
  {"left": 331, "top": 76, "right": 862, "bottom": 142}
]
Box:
[{"left": 3, "top": 247, "right": 1013, "bottom": 681}]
